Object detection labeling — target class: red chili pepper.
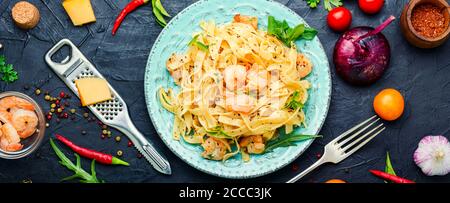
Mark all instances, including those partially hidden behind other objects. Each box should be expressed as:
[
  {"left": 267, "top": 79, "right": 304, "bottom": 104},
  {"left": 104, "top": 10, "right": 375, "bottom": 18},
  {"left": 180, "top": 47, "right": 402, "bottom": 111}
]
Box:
[
  {"left": 55, "top": 134, "right": 129, "bottom": 166},
  {"left": 112, "top": 0, "right": 149, "bottom": 35},
  {"left": 369, "top": 170, "right": 415, "bottom": 183}
]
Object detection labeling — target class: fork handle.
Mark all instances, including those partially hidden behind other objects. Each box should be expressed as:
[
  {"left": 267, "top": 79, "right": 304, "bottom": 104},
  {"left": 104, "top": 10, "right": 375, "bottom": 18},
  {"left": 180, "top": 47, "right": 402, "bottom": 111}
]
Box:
[{"left": 286, "top": 157, "right": 327, "bottom": 183}]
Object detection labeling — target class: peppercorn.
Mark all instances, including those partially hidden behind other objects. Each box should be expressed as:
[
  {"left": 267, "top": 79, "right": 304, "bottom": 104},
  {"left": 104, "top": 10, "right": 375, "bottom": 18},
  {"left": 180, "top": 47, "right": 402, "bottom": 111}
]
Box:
[
  {"left": 57, "top": 108, "right": 62, "bottom": 113},
  {"left": 48, "top": 112, "right": 53, "bottom": 116},
  {"left": 128, "top": 141, "right": 133, "bottom": 147},
  {"left": 81, "top": 130, "right": 87, "bottom": 135},
  {"left": 59, "top": 91, "right": 65, "bottom": 98},
  {"left": 55, "top": 100, "right": 60, "bottom": 105},
  {"left": 46, "top": 115, "right": 52, "bottom": 120},
  {"left": 107, "top": 131, "right": 111, "bottom": 135},
  {"left": 117, "top": 150, "right": 123, "bottom": 157},
  {"left": 44, "top": 95, "right": 51, "bottom": 101},
  {"left": 102, "top": 125, "right": 107, "bottom": 130},
  {"left": 115, "top": 136, "right": 121, "bottom": 142},
  {"left": 101, "top": 134, "right": 106, "bottom": 139},
  {"left": 35, "top": 89, "right": 41, "bottom": 95},
  {"left": 62, "top": 113, "right": 69, "bottom": 119},
  {"left": 64, "top": 102, "right": 70, "bottom": 107},
  {"left": 50, "top": 103, "right": 56, "bottom": 108},
  {"left": 83, "top": 113, "right": 89, "bottom": 118},
  {"left": 137, "top": 153, "right": 143, "bottom": 159},
  {"left": 101, "top": 130, "right": 107, "bottom": 135},
  {"left": 70, "top": 109, "right": 76, "bottom": 114},
  {"left": 45, "top": 123, "right": 50, "bottom": 128},
  {"left": 107, "top": 133, "right": 112, "bottom": 138},
  {"left": 50, "top": 108, "right": 55, "bottom": 113}
]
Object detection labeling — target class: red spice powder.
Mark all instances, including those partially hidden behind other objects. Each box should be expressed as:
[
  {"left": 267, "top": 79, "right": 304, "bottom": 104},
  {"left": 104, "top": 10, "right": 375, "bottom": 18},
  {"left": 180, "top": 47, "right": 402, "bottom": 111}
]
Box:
[{"left": 411, "top": 4, "right": 447, "bottom": 38}]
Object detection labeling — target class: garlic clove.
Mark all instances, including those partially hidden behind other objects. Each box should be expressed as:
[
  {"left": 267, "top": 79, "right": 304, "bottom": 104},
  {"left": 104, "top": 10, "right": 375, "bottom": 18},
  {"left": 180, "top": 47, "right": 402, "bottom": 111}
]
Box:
[{"left": 414, "top": 135, "right": 450, "bottom": 176}]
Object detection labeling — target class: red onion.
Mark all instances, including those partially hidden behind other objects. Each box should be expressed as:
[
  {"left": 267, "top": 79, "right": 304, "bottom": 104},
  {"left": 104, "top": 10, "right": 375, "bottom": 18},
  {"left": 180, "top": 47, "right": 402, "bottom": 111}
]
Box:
[{"left": 333, "top": 16, "right": 395, "bottom": 85}]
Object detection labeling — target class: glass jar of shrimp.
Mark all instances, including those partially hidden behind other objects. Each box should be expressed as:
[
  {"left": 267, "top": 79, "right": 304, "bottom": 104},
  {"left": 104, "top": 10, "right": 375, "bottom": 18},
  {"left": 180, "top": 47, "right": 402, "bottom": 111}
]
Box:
[{"left": 0, "top": 91, "right": 46, "bottom": 159}]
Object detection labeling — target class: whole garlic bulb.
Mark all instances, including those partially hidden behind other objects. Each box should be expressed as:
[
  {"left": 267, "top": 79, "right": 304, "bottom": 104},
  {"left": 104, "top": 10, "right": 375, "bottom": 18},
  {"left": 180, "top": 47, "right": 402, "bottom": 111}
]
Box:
[{"left": 414, "top": 135, "right": 450, "bottom": 176}]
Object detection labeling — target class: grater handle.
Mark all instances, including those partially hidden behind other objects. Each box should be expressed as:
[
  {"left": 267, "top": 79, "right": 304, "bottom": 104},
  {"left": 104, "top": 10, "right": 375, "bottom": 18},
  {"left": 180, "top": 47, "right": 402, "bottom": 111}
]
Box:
[
  {"left": 117, "top": 120, "right": 172, "bottom": 175},
  {"left": 45, "top": 39, "right": 84, "bottom": 77}
]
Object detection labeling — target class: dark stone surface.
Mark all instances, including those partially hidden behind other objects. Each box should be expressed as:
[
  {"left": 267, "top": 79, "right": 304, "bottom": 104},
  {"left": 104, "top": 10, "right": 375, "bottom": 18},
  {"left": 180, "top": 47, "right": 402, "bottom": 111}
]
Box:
[{"left": 0, "top": 0, "right": 449, "bottom": 183}]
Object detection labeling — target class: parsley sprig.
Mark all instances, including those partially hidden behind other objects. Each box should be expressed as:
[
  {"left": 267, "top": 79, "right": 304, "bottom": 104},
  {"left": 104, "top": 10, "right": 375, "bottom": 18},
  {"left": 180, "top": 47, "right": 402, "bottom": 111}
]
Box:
[
  {"left": 304, "top": 0, "right": 343, "bottom": 11},
  {"left": 267, "top": 16, "right": 317, "bottom": 47},
  {"left": 206, "top": 126, "right": 229, "bottom": 138},
  {"left": 0, "top": 55, "right": 18, "bottom": 83}
]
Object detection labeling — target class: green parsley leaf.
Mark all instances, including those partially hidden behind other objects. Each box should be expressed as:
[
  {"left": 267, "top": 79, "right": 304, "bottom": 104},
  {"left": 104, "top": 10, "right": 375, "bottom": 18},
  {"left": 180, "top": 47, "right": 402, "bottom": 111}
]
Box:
[
  {"left": 285, "top": 91, "right": 304, "bottom": 110},
  {"left": 0, "top": 55, "right": 19, "bottom": 84},
  {"left": 188, "top": 35, "right": 209, "bottom": 52},
  {"left": 324, "top": 0, "right": 343, "bottom": 11},
  {"left": 267, "top": 16, "right": 317, "bottom": 47},
  {"left": 305, "top": 0, "right": 321, "bottom": 8}
]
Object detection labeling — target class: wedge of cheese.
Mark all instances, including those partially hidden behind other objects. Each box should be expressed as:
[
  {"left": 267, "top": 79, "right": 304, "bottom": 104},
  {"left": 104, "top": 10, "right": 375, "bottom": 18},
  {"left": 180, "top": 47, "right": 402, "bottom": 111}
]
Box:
[
  {"left": 62, "top": 0, "right": 96, "bottom": 26},
  {"left": 75, "top": 78, "right": 112, "bottom": 106}
]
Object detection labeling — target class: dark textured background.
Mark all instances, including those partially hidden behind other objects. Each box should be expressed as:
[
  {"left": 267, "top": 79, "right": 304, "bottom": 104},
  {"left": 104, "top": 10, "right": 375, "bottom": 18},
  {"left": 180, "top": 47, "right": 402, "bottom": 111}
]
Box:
[{"left": 0, "top": 0, "right": 449, "bottom": 183}]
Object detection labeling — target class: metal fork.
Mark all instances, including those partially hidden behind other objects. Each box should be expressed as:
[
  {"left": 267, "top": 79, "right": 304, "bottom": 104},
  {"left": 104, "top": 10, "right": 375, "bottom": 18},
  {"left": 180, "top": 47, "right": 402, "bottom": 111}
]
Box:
[{"left": 287, "top": 115, "right": 385, "bottom": 183}]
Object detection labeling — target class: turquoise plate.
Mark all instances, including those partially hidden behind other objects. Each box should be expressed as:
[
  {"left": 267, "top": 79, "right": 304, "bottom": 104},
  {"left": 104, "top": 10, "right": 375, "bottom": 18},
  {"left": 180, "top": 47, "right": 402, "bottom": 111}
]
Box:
[{"left": 144, "top": 0, "right": 331, "bottom": 179}]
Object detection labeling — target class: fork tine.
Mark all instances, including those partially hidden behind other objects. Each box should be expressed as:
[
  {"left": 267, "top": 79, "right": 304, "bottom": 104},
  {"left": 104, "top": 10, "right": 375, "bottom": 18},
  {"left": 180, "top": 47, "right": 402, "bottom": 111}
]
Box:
[
  {"left": 331, "top": 115, "right": 377, "bottom": 143},
  {"left": 341, "top": 123, "right": 384, "bottom": 152},
  {"left": 336, "top": 117, "right": 381, "bottom": 148},
  {"left": 341, "top": 126, "right": 385, "bottom": 158}
]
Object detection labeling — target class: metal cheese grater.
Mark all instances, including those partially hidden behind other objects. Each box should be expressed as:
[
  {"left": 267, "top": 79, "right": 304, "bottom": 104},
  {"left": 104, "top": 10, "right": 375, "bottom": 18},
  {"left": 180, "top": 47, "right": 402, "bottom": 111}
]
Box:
[{"left": 45, "top": 39, "right": 171, "bottom": 175}]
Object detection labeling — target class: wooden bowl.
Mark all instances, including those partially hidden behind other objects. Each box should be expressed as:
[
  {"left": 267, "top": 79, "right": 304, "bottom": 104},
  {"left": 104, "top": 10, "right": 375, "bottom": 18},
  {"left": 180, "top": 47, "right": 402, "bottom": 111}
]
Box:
[{"left": 400, "top": 0, "right": 450, "bottom": 48}]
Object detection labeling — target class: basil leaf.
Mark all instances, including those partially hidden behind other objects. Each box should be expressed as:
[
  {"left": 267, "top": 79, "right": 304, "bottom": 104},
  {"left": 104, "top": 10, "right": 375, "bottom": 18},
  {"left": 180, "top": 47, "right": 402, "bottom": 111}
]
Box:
[
  {"left": 195, "top": 42, "right": 209, "bottom": 52},
  {"left": 267, "top": 16, "right": 277, "bottom": 35},
  {"left": 301, "top": 27, "right": 318, "bottom": 40},
  {"left": 288, "top": 24, "right": 305, "bottom": 42}
]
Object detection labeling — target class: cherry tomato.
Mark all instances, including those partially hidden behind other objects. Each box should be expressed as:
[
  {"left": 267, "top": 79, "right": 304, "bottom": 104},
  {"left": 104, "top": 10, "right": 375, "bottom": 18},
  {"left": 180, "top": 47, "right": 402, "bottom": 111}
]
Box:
[
  {"left": 358, "top": 0, "right": 384, "bottom": 15},
  {"left": 373, "top": 88, "right": 405, "bottom": 121},
  {"left": 325, "top": 179, "right": 346, "bottom": 183},
  {"left": 327, "top": 7, "right": 352, "bottom": 32}
]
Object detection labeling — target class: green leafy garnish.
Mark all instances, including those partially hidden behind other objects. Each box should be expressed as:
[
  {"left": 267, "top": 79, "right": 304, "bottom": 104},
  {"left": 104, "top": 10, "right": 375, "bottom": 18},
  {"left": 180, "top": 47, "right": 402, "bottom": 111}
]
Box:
[
  {"left": 265, "top": 131, "right": 321, "bottom": 152},
  {"left": 305, "top": 0, "right": 320, "bottom": 8},
  {"left": 267, "top": 16, "right": 317, "bottom": 47},
  {"left": 304, "top": 0, "right": 343, "bottom": 11},
  {"left": 50, "top": 139, "right": 103, "bottom": 183},
  {"left": 324, "top": 0, "right": 343, "bottom": 11},
  {"left": 188, "top": 35, "right": 209, "bottom": 52},
  {"left": 152, "top": 0, "right": 171, "bottom": 27},
  {"left": 0, "top": 55, "right": 18, "bottom": 83},
  {"left": 206, "top": 126, "right": 229, "bottom": 138},
  {"left": 285, "top": 91, "right": 304, "bottom": 110}
]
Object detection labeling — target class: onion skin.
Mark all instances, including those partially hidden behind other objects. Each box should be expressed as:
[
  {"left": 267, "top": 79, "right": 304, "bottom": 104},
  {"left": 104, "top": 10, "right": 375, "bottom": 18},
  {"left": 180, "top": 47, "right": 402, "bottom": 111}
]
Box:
[{"left": 333, "top": 27, "right": 391, "bottom": 86}]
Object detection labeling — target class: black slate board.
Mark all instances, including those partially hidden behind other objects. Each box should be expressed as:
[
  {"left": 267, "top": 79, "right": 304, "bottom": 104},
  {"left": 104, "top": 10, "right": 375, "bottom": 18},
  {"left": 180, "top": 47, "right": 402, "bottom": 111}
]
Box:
[{"left": 0, "top": 0, "right": 449, "bottom": 183}]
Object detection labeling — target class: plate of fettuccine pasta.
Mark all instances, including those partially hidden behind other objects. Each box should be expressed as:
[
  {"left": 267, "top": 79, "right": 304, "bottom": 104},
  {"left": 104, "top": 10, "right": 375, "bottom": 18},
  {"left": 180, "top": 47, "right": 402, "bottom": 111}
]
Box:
[{"left": 145, "top": 0, "right": 331, "bottom": 178}]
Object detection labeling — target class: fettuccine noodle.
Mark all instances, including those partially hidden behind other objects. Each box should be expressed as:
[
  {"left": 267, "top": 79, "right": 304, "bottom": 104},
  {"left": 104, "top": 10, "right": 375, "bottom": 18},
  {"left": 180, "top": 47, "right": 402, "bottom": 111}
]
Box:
[{"left": 159, "top": 15, "right": 313, "bottom": 161}]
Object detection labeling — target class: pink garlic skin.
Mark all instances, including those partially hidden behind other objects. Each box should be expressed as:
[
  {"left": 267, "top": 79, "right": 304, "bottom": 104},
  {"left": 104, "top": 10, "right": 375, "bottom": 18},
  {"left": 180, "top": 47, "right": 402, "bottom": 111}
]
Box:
[{"left": 414, "top": 135, "right": 450, "bottom": 176}]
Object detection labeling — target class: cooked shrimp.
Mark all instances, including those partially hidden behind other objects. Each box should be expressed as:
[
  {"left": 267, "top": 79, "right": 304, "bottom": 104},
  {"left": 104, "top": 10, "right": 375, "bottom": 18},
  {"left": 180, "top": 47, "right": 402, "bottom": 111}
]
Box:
[
  {"left": 0, "top": 96, "right": 35, "bottom": 122},
  {"left": 223, "top": 65, "right": 247, "bottom": 91},
  {"left": 246, "top": 69, "right": 269, "bottom": 93},
  {"left": 296, "top": 53, "right": 313, "bottom": 78},
  {"left": 201, "top": 137, "right": 227, "bottom": 160},
  {"left": 11, "top": 109, "right": 38, "bottom": 139},
  {"left": 224, "top": 93, "right": 256, "bottom": 114},
  {"left": 0, "top": 123, "right": 23, "bottom": 152},
  {"left": 239, "top": 135, "right": 265, "bottom": 154},
  {"left": 233, "top": 14, "right": 258, "bottom": 29}
]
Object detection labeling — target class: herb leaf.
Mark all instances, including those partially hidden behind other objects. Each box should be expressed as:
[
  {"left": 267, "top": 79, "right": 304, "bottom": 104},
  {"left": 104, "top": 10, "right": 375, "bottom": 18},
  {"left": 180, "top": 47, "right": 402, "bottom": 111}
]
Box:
[
  {"left": 305, "top": 0, "right": 321, "bottom": 8},
  {"left": 265, "top": 131, "right": 321, "bottom": 152},
  {"left": 188, "top": 35, "right": 209, "bottom": 52},
  {"left": 385, "top": 151, "right": 397, "bottom": 176},
  {"left": 206, "top": 126, "right": 229, "bottom": 138},
  {"left": 267, "top": 16, "right": 317, "bottom": 47},
  {"left": 0, "top": 55, "right": 18, "bottom": 83},
  {"left": 285, "top": 91, "right": 304, "bottom": 110},
  {"left": 151, "top": 0, "right": 170, "bottom": 27},
  {"left": 324, "top": 0, "right": 343, "bottom": 11},
  {"left": 50, "top": 139, "right": 103, "bottom": 183}
]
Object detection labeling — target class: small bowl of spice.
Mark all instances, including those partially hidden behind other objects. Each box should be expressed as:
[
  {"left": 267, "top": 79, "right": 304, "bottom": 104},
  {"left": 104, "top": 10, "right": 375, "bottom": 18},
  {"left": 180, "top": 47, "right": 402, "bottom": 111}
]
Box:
[{"left": 400, "top": 0, "right": 450, "bottom": 48}]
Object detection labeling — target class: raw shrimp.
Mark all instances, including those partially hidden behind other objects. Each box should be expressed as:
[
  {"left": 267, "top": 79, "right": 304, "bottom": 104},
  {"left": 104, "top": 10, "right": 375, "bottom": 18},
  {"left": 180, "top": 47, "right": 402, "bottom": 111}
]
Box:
[
  {"left": 239, "top": 135, "right": 265, "bottom": 154},
  {"left": 224, "top": 93, "right": 256, "bottom": 114},
  {"left": 11, "top": 109, "right": 38, "bottom": 139},
  {"left": 223, "top": 65, "right": 247, "bottom": 91},
  {"left": 0, "top": 96, "right": 35, "bottom": 122},
  {"left": 201, "top": 137, "right": 227, "bottom": 160},
  {"left": 0, "top": 123, "right": 23, "bottom": 152},
  {"left": 296, "top": 53, "right": 313, "bottom": 78}
]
